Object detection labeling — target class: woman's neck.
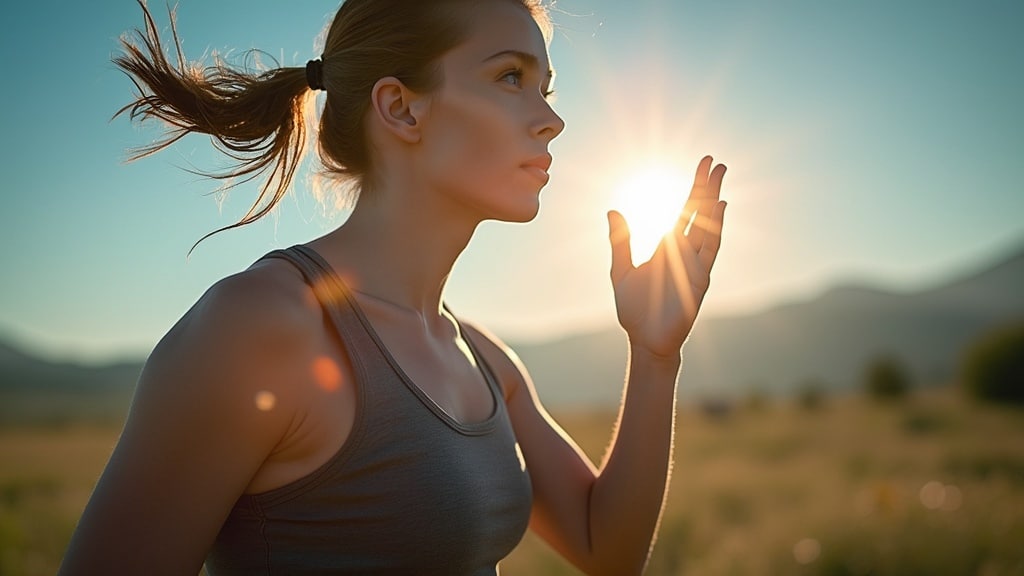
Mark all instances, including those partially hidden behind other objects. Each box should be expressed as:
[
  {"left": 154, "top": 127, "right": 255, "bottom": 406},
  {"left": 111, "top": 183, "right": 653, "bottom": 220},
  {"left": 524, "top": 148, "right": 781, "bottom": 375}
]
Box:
[{"left": 310, "top": 182, "right": 481, "bottom": 325}]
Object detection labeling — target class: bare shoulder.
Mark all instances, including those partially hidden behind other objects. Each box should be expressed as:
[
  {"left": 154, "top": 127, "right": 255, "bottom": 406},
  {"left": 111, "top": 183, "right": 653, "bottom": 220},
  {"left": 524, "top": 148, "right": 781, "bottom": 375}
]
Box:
[
  {"left": 163, "top": 256, "right": 317, "bottom": 356},
  {"left": 142, "top": 256, "right": 322, "bottom": 412},
  {"left": 134, "top": 254, "right": 328, "bottom": 446},
  {"left": 59, "top": 256, "right": 335, "bottom": 574}
]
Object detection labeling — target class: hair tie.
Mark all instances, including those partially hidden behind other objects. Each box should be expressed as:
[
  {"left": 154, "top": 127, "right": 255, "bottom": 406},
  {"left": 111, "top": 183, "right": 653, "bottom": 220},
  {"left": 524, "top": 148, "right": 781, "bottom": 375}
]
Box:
[{"left": 306, "top": 58, "right": 325, "bottom": 91}]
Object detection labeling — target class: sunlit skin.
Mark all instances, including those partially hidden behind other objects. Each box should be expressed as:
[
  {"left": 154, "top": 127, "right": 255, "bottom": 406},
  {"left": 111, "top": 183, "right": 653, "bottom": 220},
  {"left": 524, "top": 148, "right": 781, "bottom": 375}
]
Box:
[
  {"left": 609, "top": 156, "right": 727, "bottom": 358},
  {"left": 57, "top": 2, "right": 728, "bottom": 575}
]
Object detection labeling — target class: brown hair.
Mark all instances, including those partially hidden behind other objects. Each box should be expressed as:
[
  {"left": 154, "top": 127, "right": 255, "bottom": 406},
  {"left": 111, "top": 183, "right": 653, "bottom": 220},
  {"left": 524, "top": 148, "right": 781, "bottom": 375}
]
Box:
[{"left": 114, "top": 0, "right": 551, "bottom": 250}]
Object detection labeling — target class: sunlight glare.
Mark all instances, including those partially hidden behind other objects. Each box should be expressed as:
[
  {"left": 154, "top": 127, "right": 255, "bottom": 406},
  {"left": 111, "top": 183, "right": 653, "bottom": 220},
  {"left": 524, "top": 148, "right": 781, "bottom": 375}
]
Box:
[{"left": 612, "top": 163, "right": 689, "bottom": 264}]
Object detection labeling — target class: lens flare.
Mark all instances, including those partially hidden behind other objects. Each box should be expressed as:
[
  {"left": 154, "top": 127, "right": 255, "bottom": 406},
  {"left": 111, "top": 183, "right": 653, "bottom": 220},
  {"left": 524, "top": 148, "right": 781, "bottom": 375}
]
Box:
[
  {"left": 919, "top": 481, "right": 964, "bottom": 511},
  {"left": 919, "top": 480, "right": 946, "bottom": 510},
  {"left": 254, "top": 391, "right": 276, "bottom": 411},
  {"left": 941, "top": 484, "right": 963, "bottom": 511},
  {"left": 312, "top": 356, "right": 342, "bottom": 392},
  {"left": 793, "top": 538, "right": 821, "bottom": 565}
]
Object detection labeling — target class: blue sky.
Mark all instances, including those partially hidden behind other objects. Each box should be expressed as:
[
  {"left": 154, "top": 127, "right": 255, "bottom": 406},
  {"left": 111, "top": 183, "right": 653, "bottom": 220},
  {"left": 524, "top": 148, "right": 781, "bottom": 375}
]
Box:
[{"left": 1, "top": 0, "right": 1022, "bottom": 363}]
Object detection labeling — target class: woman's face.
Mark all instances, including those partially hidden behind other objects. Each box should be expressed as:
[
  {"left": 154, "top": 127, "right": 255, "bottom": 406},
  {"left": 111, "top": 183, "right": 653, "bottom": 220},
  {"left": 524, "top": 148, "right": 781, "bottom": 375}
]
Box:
[{"left": 415, "top": 1, "right": 565, "bottom": 223}]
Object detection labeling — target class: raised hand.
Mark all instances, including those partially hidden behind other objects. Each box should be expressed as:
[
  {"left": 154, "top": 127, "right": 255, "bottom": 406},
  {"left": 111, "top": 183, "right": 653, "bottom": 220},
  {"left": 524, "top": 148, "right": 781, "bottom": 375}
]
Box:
[{"left": 607, "top": 155, "right": 727, "bottom": 359}]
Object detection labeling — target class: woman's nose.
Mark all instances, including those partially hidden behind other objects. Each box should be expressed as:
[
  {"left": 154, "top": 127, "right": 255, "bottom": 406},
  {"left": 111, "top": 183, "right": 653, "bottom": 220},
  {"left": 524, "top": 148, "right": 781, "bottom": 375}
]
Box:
[{"left": 534, "top": 101, "right": 565, "bottom": 142}]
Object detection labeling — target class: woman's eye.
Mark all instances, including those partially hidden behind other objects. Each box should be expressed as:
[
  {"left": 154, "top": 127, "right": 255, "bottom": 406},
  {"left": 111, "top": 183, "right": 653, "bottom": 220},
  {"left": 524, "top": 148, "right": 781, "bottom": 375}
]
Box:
[{"left": 501, "top": 69, "right": 523, "bottom": 87}]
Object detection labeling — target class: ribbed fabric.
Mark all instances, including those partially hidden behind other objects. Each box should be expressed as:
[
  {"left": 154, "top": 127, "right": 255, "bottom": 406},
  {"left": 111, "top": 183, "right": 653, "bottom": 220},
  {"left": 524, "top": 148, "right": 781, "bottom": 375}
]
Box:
[{"left": 205, "top": 245, "right": 533, "bottom": 576}]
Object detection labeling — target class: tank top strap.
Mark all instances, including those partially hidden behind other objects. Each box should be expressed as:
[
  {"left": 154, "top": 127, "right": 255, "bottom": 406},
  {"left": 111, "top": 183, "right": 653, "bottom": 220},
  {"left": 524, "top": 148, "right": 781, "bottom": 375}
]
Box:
[
  {"left": 261, "top": 245, "right": 373, "bottom": 353},
  {"left": 283, "top": 244, "right": 393, "bottom": 354}
]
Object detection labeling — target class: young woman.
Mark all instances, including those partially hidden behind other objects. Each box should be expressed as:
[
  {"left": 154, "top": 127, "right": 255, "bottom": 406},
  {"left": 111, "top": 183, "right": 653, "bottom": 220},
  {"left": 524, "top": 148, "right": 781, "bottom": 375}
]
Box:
[{"left": 59, "top": 0, "right": 727, "bottom": 574}]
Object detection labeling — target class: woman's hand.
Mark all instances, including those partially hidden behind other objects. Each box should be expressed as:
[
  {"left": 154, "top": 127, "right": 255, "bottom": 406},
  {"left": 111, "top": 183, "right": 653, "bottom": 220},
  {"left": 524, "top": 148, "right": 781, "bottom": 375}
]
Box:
[{"left": 607, "top": 155, "right": 727, "bottom": 360}]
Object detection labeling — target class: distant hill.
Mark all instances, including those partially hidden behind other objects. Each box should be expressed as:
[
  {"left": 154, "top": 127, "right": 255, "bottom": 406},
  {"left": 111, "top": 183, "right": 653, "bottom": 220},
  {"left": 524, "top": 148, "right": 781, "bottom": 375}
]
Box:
[
  {"left": 0, "top": 338, "right": 142, "bottom": 393},
  {"left": 515, "top": 244, "right": 1024, "bottom": 408},
  {"left": 2, "top": 243, "right": 1023, "bottom": 420},
  {"left": 0, "top": 340, "right": 141, "bottom": 426}
]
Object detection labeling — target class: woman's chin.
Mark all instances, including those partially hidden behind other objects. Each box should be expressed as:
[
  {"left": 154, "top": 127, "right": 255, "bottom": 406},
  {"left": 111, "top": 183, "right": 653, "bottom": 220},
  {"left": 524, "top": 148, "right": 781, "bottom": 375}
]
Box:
[{"left": 496, "top": 198, "right": 541, "bottom": 224}]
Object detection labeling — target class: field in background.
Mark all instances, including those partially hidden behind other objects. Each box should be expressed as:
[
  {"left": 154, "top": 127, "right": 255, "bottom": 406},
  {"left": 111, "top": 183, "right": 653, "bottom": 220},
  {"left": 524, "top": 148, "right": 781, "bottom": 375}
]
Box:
[{"left": 2, "top": 386, "right": 1023, "bottom": 575}]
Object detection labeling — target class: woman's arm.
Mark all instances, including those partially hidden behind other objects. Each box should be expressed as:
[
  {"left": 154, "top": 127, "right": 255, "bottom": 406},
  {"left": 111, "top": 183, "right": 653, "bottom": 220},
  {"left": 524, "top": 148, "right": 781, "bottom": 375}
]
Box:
[
  {"left": 58, "top": 269, "right": 318, "bottom": 576},
  {"left": 500, "top": 340, "right": 682, "bottom": 576},
  {"left": 479, "top": 156, "right": 727, "bottom": 576}
]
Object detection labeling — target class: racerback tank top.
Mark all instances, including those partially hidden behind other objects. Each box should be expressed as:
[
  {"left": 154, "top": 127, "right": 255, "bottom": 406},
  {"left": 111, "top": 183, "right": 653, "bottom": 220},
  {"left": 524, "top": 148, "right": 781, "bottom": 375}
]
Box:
[{"left": 204, "top": 245, "right": 533, "bottom": 575}]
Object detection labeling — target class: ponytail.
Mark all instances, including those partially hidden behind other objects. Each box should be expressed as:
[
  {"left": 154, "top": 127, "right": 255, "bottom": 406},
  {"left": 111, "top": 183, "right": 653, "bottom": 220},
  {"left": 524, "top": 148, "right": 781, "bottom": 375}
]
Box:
[
  {"left": 113, "top": 1, "right": 313, "bottom": 251},
  {"left": 113, "top": 0, "right": 553, "bottom": 251}
]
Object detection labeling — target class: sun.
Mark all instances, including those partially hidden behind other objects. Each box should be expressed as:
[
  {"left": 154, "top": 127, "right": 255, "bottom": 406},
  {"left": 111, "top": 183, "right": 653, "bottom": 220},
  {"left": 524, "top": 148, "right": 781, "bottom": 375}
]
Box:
[{"left": 611, "top": 163, "right": 690, "bottom": 264}]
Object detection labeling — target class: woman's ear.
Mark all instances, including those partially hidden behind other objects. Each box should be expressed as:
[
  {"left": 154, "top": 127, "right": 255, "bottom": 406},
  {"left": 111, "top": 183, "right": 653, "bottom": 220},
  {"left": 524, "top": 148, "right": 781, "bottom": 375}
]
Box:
[{"left": 370, "top": 76, "right": 428, "bottom": 144}]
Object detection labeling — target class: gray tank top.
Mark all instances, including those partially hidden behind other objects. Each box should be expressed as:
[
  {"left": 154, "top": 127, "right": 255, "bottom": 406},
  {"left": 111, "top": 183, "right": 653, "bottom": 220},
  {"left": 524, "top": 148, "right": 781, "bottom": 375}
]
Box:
[{"left": 205, "top": 245, "right": 533, "bottom": 575}]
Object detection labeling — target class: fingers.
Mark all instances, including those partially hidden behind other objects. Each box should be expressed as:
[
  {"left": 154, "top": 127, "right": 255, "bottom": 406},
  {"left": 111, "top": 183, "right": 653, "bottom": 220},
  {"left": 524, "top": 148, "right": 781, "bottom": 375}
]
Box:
[
  {"left": 607, "top": 210, "right": 633, "bottom": 282},
  {"left": 681, "top": 157, "right": 726, "bottom": 252},
  {"left": 699, "top": 201, "right": 727, "bottom": 271},
  {"left": 690, "top": 155, "right": 714, "bottom": 192},
  {"left": 706, "top": 162, "right": 727, "bottom": 202},
  {"left": 675, "top": 156, "right": 712, "bottom": 234}
]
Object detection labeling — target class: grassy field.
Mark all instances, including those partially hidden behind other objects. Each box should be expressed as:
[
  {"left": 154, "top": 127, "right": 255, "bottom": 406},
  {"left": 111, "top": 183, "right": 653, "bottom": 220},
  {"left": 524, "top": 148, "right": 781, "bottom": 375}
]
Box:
[{"left": 2, "top": 386, "right": 1023, "bottom": 575}]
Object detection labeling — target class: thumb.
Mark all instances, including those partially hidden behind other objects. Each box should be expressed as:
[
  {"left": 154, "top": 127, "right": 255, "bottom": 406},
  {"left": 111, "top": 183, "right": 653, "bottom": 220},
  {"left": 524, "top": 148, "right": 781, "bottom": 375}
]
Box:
[{"left": 607, "top": 210, "right": 633, "bottom": 282}]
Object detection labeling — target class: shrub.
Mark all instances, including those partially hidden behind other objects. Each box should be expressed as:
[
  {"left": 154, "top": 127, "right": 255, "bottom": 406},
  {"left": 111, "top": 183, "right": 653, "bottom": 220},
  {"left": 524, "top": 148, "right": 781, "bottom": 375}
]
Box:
[
  {"left": 796, "top": 379, "right": 826, "bottom": 411},
  {"left": 901, "top": 409, "right": 954, "bottom": 436},
  {"left": 864, "top": 355, "right": 911, "bottom": 400},
  {"left": 961, "top": 322, "right": 1024, "bottom": 405},
  {"left": 698, "top": 396, "right": 734, "bottom": 421}
]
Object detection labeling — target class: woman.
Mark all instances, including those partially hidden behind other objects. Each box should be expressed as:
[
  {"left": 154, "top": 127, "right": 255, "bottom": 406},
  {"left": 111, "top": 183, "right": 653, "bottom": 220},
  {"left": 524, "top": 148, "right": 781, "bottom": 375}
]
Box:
[{"left": 60, "top": 0, "right": 727, "bottom": 574}]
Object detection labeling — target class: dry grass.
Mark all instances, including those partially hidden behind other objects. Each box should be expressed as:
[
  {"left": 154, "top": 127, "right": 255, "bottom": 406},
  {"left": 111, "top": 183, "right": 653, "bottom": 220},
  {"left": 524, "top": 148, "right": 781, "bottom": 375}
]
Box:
[
  {"left": 503, "top": 387, "right": 1024, "bottom": 575},
  {"left": 2, "top": 387, "right": 1023, "bottom": 575},
  {"left": 0, "top": 426, "right": 119, "bottom": 576}
]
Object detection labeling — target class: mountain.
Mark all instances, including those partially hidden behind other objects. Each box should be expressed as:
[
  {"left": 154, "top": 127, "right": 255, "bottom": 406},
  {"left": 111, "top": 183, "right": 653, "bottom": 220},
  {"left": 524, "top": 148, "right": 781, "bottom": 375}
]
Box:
[
  {"left": 2, "top": 243, "right": 1022, "bottom": 419},
  {"left": 0, "top": 339, "right": 141, "bottom": 425},
  {"left": 515, "top": 245, "right": 1024, "bottom": 408},
  {"left": 0, "top": 338, "right": 142, "bottom": 393}
]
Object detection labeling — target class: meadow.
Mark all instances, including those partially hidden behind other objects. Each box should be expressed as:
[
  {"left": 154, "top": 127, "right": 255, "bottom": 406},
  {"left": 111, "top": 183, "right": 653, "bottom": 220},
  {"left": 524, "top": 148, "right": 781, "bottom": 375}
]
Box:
[{"left": 2, "top": 386, "right": 1023, "bottom": 575}]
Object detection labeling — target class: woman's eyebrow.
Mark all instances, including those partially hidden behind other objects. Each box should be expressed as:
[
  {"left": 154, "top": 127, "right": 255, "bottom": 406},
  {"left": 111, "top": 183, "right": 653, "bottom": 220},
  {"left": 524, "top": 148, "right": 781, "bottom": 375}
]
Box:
[{"left": 481, "top": 49, "right": 554, "bottom": 79}]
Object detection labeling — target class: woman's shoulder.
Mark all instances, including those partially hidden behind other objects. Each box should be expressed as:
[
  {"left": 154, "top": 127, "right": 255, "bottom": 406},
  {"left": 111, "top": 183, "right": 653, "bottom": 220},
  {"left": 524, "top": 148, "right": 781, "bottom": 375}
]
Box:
[
  {"left": 58, "top": 258, "right": 337, "bottom": 574},
  {"left": 141, "top": 256, "right": 328, "bottom": 412},
  {"left": 164, "top": 257, "right": 316, "bottom": 352}
]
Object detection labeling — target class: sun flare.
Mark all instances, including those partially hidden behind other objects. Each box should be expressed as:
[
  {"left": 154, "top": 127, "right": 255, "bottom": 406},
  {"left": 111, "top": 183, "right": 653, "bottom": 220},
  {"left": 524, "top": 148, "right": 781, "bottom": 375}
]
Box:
[{"left": 612, "top": 163, "right": 690, "bottom": 264}]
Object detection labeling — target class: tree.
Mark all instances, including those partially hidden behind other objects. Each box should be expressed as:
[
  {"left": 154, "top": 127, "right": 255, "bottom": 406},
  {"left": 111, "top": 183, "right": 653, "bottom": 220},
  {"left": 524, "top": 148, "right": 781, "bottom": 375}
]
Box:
[
  {"left": 961, "top": 322, "right": 1024, "bottom": 405},
  {"left": 864, "top": 354, "right": 911, "bottom": 400}
]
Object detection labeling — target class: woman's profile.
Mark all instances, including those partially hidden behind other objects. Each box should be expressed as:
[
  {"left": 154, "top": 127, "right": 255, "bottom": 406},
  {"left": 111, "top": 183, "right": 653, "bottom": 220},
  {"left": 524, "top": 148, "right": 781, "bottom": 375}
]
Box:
[{"left": 59, "top": 1, "right": 727, "bottom": 574}]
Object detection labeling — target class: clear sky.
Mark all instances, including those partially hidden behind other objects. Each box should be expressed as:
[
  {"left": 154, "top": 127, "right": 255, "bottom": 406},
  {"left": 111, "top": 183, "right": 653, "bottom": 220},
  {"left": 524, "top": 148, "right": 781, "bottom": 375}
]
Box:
[{"left": 1, "top": 0, "right": 1022, "bottom": 363}]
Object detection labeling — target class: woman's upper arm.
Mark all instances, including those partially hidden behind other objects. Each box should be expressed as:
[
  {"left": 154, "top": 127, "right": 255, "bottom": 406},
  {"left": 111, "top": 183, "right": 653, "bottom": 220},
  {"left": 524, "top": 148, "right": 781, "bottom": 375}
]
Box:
[
  {"left": 59, "top": 272, "right": 313, "bottom": 576},
  {"left": 463, "top": 324, "right": 601, "bottom": 573}
]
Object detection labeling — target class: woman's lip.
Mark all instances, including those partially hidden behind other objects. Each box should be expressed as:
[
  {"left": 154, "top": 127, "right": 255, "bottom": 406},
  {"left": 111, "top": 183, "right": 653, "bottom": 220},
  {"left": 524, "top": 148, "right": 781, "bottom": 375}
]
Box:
[
  {"left": 522, "top": 165, "right": 550, "bottom": 182},
  {"left": 523, "top": 153, "right": 553, "bottom": 172}
]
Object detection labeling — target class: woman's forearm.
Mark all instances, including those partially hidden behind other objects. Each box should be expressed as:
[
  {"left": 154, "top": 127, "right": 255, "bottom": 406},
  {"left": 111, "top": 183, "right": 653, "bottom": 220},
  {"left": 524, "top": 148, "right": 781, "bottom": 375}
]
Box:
[{"left": 587, "top": 344, "right": 682, "bottom": 575}]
